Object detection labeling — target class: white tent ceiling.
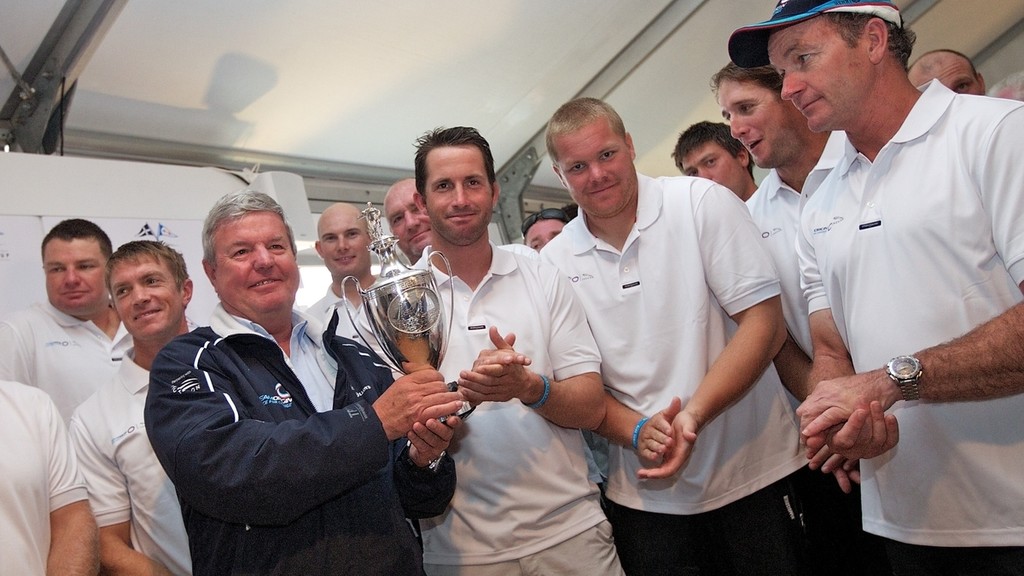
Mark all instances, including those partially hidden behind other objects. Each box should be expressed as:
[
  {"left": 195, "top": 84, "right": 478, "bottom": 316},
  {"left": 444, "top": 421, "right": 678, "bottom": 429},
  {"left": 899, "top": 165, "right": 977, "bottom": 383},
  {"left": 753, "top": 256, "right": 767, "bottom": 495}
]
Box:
[{"left": 3, "top": 0, "right": 1023, "bottom": 238}]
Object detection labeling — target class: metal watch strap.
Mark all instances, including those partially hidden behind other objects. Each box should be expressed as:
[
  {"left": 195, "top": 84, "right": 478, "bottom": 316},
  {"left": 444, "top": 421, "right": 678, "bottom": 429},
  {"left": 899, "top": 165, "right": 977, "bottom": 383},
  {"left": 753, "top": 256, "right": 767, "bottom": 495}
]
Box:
[{"left": 897, "top": 379, "right": 921, "bottom": 401}]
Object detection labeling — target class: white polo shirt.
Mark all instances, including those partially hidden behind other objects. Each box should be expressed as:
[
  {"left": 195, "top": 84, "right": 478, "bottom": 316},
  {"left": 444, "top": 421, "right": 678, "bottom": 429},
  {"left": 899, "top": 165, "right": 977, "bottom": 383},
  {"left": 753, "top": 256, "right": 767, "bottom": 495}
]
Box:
[
  {"left": 0, "top": 302, "right": 132, "bottom": 422},
  {"left": 746, "top": 131, "right": 846, "bottom": 356},
  {"left": 418, "top": 245, "right": 606, "bottom": 565},
  {"left": 69, "top": 352, "right": 192, "bottom": 575},
  {"left": 798, "top": 81, "right": 1024, "bottom": 546},
  {"left": 0, "top": 380, "right": 88, "bottom": 575},
  {"left": 543, "top": 174, "right": 803, "bottom": 515},
  {"left": 305, "top": 286, "right": 363, "bottom": 342}
]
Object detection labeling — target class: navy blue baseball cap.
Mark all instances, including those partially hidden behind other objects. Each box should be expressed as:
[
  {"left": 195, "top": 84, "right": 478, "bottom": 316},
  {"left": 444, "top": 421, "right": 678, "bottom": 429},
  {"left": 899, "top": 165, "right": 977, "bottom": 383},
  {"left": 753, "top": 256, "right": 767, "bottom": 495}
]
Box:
[{"left": 728, "top": 0, "right": 902, "bottom": 68}]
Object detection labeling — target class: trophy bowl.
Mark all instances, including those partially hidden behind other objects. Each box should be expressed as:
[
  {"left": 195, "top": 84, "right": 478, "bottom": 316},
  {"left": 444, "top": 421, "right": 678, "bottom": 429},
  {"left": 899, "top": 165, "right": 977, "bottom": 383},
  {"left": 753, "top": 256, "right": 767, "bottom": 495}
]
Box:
[
  {"left": 352, "top": 263, "right": 449, "bottom": 373},
  {"left": 341, "top": 203, "right": 472, "bottom": 420}
]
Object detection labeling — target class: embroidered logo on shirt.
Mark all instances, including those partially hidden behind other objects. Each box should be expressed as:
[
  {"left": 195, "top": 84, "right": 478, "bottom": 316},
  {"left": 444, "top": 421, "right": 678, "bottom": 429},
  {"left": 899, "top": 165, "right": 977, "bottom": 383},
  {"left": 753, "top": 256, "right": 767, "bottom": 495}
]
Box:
[
  {"left": 811, "top": 216, "right": 845, "bottom": 236},
  {"left": 259, "top": 383, "right": 293, "bottom": 407},
  {"left": 568, "top": 273, "right": 595, "bottom": 283},
  {"left": 761, "top": 227, "right": 783, "bottom": 239},
  {"left": 110, "top": 422, "right": 146, "bottom": 446},
  {"left": 44, "top": 339, "right": 81, "bottom": 348}
]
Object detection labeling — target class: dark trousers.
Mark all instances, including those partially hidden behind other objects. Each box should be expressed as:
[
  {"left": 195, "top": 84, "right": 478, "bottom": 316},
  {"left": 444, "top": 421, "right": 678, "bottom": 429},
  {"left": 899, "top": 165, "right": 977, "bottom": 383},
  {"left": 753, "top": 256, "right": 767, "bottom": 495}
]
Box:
[
  {"left": 791, "top": 465, "right": 891, "bottom": 576},
  {"left": 886, "top": 540, "right": 1024, "bottom": 576},
  {"left": 606, "top": 473, "right": 809, "bottom": 576}
]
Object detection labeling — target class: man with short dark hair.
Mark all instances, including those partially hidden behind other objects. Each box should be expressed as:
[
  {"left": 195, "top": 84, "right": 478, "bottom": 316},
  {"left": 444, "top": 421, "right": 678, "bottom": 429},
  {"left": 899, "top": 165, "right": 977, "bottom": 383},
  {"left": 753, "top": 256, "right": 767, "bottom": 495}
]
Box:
[
  {"left": 672, "top": 121, "right": 758, "bottom": 200},
  {"left": 730, "top": 0, "right": 1024, "bottom": 571},
  {"left": 411, "top": 127, "right": 622, "bottom": 575},
  {"left": 0, "top": 218, "right": 131, "bottom": 421},
  {"left": 712, "top": 61, "right": 835, "bottom": 403},
  {"left": 70, "top": 240, "right": 193, "bottom": 575},
  {"left": 908, "top": 49, "right": 986, "bottom": 95},
  {"left": 145, "top": 190, "right": 463, "bottom": 575},
  {"left": 714, "top": 60, "right": 892, "bottom": 576}
]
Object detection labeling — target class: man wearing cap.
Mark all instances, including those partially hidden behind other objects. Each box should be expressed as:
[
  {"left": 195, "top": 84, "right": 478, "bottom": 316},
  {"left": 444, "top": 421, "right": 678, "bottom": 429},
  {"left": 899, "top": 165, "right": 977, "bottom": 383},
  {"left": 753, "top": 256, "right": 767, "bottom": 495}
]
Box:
[
  {"left": 730, "top": 1, "right": 1024, "bottom": 572},
  {"left": 714, "top": 60, "right": 892, "bottom": 576}
]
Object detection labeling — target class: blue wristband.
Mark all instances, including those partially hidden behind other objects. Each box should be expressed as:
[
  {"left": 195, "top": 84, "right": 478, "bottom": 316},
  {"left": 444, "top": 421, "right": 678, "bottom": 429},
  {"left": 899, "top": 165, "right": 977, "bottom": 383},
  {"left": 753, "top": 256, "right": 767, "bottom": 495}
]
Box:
[
  {"left": 525, "top": 374, "right": 551, "bottom": 409},
  {"left": 632, "top": 416, "right": 650, "bottom": 450}
]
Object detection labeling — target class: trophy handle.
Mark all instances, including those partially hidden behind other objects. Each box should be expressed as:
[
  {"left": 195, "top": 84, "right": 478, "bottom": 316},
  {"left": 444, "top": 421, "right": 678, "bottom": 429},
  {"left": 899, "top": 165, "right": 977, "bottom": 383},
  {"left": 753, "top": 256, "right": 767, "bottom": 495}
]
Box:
[
  {"left": 426, "top": 250, "right": 455, "bottom": 367},
  {"left": 340, "top": 275, "right": 400, "bottom": 373}
]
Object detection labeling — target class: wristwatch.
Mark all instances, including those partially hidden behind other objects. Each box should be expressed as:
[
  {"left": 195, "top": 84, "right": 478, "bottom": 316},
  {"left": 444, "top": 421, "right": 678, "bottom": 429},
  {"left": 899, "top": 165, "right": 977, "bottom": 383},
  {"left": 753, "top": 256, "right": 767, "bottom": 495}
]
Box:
[{"left": 886, "top": 355, "right": 923, "bottom": 401}]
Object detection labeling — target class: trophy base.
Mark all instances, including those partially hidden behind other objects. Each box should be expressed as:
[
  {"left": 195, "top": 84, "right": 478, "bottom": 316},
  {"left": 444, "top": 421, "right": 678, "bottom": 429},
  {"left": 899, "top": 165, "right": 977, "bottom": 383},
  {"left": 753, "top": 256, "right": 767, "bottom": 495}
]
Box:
[{"left": 440, "top": 381, "right": 476, "bottom": 423}]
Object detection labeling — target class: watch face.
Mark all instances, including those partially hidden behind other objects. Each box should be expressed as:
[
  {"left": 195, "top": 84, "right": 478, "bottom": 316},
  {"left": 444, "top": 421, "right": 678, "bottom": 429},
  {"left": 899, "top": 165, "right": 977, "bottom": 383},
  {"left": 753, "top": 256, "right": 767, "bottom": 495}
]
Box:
[{"left": 890, "top": 356, "right": 921, "bottom": 379}]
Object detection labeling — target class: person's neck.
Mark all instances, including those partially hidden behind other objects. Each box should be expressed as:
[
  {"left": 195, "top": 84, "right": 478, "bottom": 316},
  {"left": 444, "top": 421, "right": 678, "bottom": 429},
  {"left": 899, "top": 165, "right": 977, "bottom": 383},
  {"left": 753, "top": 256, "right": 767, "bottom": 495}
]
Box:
[
  {"left": 584, "top": 204, "right": 637, "bottom": 252},
  {"left": 776, "top": 132, "right": 830, "bottom": 193},
  {"left": 737, "top": 180, "right": 758, "bottom": 202},
  {"left": 847, "top": 78, "right": 921, "bottom": 162},
  {"left": 131, "top": 343, "right": 160, "bottom": 372},
  {"left": 231, "top": 307, "right": 294, "bottom": 356},
  {"left": 132, "top": 319, "right": 189, "bottom": 371},
  {"left": 84, "top": 305, "right": 120, "bottom": 340},
  {"left": 431, "top": 236, "right": 492, "bottom": 291}
]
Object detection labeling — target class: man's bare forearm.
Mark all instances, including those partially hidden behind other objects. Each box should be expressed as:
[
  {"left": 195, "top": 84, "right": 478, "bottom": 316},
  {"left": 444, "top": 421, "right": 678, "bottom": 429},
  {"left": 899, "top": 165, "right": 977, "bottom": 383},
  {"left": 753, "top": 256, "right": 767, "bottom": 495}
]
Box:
[
  {"left": 773, "top": 334, "right": 813, "bottom": 400},
  {"left": 913, "top": 300, "right": 1024, "bottom": 403},
  {"left": 48, "top": 501, "right": 99, "bottom": 576}
]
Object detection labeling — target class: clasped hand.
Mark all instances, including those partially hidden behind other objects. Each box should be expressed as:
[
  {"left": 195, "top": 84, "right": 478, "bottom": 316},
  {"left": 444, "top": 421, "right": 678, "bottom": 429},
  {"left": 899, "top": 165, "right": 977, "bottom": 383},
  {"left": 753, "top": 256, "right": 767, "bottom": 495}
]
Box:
[
  {"left": 457, "top": 326, "right": 537, "bottom": 405},
  {"left": 797, "top": 370, "right": 901, "bottom": 461},
  {"left": 375, "top": 365, "right": 464, "bottom": 442},
  {"left": 635, "top": 397, "right": 699, "bottom": 480}
]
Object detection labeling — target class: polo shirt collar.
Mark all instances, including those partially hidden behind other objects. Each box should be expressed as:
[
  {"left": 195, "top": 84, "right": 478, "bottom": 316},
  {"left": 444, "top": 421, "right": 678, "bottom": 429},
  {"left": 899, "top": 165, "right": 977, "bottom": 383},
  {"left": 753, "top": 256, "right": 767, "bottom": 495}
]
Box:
[
  {"left": 210, "top": 303, "right": 322, "bottom": 348},
  {"left": 891, "top": 79, "right": 955, "bottom": 145},
  {"left": 634, "top": 174, "right": 662, "bottom": 232},
  {"left": 119, "top": 350, "right": 149, "bottom": 395},
  {"left": 41, "top": 301, "right": 87, "bottom": 327},
  {"left": 835, "top": 80, "right": 953, "bottom": 177},
  {"left": 421, "top": 242, "right": 517, "bottom": 287},
  {"left": 760, "top": 169, "right": 790, "bottom": 201}
]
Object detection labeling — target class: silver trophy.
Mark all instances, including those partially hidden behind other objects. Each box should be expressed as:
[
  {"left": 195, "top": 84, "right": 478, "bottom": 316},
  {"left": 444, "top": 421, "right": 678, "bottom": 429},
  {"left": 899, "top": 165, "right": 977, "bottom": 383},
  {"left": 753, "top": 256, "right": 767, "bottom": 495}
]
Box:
[{"left": 342, "top": 203, "right": 473, "bottom": 420}]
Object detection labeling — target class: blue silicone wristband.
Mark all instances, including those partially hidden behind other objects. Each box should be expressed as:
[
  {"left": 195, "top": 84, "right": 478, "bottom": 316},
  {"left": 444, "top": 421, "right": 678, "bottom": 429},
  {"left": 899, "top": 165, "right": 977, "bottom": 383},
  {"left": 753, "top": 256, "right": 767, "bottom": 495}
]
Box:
[
  {"left": 632, "top": 416, "right": 650, "bottom": 450},
  {"left": 525, "top": 374, "right": 551, "bottom": 409}
]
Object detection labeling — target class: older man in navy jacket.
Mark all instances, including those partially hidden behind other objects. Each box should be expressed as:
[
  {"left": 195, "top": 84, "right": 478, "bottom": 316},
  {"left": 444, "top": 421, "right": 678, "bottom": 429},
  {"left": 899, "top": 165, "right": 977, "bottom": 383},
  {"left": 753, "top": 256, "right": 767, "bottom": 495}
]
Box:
[{"left": 146, "top": 190, "right": 464, "bottom": 575}]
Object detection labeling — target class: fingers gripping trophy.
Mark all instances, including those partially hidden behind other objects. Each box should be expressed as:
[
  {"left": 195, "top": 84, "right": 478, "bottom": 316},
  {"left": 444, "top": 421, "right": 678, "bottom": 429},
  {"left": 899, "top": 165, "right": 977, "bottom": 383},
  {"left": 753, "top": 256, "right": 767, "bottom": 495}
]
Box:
[{"left": 342, "top": 203, "right": 474, "bottom": 420}]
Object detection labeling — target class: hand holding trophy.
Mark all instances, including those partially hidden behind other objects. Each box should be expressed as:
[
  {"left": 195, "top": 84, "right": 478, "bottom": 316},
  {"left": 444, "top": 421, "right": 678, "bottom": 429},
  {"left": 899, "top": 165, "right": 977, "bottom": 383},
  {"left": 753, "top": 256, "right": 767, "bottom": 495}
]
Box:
[{"left": 342, "top": 203, "right": 474, "bottom": 422}]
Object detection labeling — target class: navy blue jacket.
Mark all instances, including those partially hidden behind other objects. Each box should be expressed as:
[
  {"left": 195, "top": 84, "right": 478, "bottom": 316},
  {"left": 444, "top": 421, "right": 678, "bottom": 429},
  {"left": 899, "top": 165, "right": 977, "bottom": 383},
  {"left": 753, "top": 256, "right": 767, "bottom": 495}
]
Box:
[{"left": 145, "top": 310, "right": 455, "bottom": 576}]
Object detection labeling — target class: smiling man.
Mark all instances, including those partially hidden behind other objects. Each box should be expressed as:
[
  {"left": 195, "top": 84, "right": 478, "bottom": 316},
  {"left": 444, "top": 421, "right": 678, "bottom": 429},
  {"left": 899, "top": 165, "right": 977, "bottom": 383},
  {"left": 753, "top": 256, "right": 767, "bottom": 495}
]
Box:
[
  {"left": 541, "top": 97, "right": 806, "bottom": 575},
  {"left": 0, "top": 219, "right": 132, "bottom": 422},
  {"left": 410, "top": 127, "right": 621, "bottom": 576},
  {"left": 713, "top": 62, "right": 836, "bottom": 397},
  {"left": 713, "top": 61, "right": 892, "bottom": 576},
  {"left": 70, "top": 241, "right": 193, "bottom": 575},
  {"left": 144, "top": 190, "right": 463, "bottom": 575},
  {"left": 384, "top": 178, "right": 433, "bottom": 262},
  {"left": 306, "top": 202, "right": 375, "bottom": 339}
]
